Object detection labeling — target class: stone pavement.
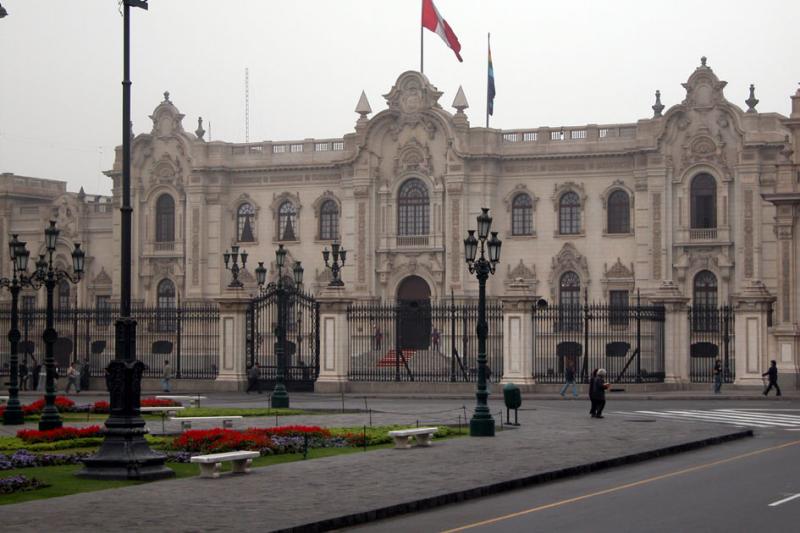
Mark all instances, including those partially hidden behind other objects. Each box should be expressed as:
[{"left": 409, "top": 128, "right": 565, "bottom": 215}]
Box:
[{"left": 1, "top": 398, "right": 751, "bottom": 532}]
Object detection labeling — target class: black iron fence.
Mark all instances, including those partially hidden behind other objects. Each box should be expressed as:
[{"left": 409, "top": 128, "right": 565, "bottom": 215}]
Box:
[
  {"left": 347, "top": 300, "right": 503, "bottom": 382},
  {"left": 689, "top": 305, "right": 735, "bottom": 383},
  {"left": 0, "top": 304, "right": 220, "bottom": 380},
  {"left": 247, "top": 288, "right": 320, "bottom": 390},
  {"left": 532, "top": 300, "right": 666, "bottom": 383}
]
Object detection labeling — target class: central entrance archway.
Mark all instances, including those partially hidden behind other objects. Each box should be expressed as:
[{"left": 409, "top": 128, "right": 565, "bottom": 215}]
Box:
[{"left": 396, "top": 275, "right": 432, "bottom": 350}]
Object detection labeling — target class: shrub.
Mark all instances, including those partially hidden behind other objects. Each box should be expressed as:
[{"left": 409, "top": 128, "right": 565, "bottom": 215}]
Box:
[
  {"left": 0, "top": 450, "right": 90, "bottom": 470},
  {"left": 0, "top": 475, "right": 49, "bottom": 494},
  {"left": 141, "top": 397, "right": 181, "bottom": 408},
  {"left": 170, "top": 428, "right": 272, "bottom": 454},
  {"left": 92, "top": 401, "right": 110, "bottom": 414},
  {"left": 17, "top": 426, "right": 102, "bottom": 444}
]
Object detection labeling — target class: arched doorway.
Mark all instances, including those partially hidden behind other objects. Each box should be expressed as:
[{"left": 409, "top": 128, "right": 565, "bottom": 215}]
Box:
[{"left": 396, "top": 275, "right": 432, "bottom": 350}]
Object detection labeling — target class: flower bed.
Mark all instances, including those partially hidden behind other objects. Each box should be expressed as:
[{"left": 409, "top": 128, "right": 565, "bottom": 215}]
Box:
[
  {"left": 170, "top": 425, "right": 357, "bottom": 454},
  {"left": 0, "top": 475, "right": 49, "bottom": 495},
  {"left": 0, "top": 396, "right": 76, "bottom": 418},
  {"left": 17, "top": 426, "right": 102, "bottom": 444},
  {"left": 0, "top": 450, "right": 90, "bottom": 470}
]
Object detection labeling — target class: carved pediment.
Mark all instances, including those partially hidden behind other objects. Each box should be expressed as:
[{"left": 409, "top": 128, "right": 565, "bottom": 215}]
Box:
[
  {"left": 92, "top": 267, "right": 112, "bottom": 286},
  {"left": 604, "top": 258, "right": 634, "bottom": 279},
  {"left": 384, "top": 71, "right": 443, "bottom": 115},
  {"left": 149, "top": 91, "right": 186, "bottom": 138},
  {"left": 505, "top": 259, "right": 538, "bottom": 292},
  {"left": 394, "top": 138, "right": 433, "bottom": 176},
  {"left": 548, "top": 243, "right": 590, "bottom": 301},
  {"left": 681, "top": 58, "right": 728, "bottom": 109}
]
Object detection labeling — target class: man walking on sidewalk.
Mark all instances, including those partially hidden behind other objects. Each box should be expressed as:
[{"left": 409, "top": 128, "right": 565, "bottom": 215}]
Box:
[
  {"left": 762, "top": 360, "right": 782, "bottom": 396},
  {"left": 713, "top": 358, "right": 722, "bottom": 394},
  {"left": 161, "top": 360, "right": 173, "bottom": 392},
  {"left": 246, "top": 362, "right": 262, "bottom": 394},
  {"left": 560, "top": 361, "right": 578, "bottom": 398}
]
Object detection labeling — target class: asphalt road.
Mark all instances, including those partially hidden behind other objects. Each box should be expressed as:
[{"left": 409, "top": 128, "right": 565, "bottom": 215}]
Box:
[{"left": 351, "top": 400, "right": 800, "bottom": 533}]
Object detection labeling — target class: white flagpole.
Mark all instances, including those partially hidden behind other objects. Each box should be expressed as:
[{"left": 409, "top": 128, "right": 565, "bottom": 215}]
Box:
[{"left": 420, "top": 0, "right": 424, "bottom": 73}]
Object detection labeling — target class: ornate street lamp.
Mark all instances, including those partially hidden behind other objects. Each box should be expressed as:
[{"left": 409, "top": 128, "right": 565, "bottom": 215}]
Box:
[
  {"left": 0, "top": 3, "right": 8, "bottom": 18},
  {"left": 464, "top": 208, "right": 502, "bottom": 437},
  {"left": 21, "top": 222, "right": 86, "bottom": 431},
  {"left": 78, "top": 0, "right": 173, "bottom": 480},
  {"left": 1, "top": 235, "right": 30, "bottom": 425},
  {"left": 223, "top": 245, "right": 248, "bottom": 288},
  {"left": 321, "top": 242, "right": 346, "bottom": 287},
  {"left": 255, "top": 245, "right": 304, "bottom": 408}
]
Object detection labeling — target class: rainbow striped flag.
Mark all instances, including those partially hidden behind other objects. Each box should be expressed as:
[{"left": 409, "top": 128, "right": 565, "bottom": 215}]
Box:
[{"left": 487, "top": 40, "right": 496, "bottom": 116}]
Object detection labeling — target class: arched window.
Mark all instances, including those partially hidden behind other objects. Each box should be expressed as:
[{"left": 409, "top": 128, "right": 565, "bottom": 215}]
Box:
[
  {"left": 607, "top": 190, "right": 630, "bottom": 234},
  {"left": 155, "top": 194, "right": 175, "bottom": 242},
  {"left": 278, "top": 201, "right": 297, "bottom": 241},
  {"left": 692, "top": 270, "right": 718, "bottom": 332},
  {"left": 156, "top": 279, "right": 177, "bottom": 332},
  {"left": 319, "top": 200, "right": 339, "bottom": 241},
  {"left": 559, "top": 192, "right": 581, "bottom": 235},
  {"left": 58, "top": 279, "right": 71, "bottom": 310},
  {"left": 511, "top": 193, "right": 533, "bottom": 236},
  {"left": 559, "top": 271, "right": 581, "bottom": 331},
  {"left": 237, "top": 203, "right": 256, "bottom": 242},
  {"left": 397, "top": 178, "right": 429, "bottom": 236},
  {"left": 691, "top": 174, "right": 716, "bottom": 229}
]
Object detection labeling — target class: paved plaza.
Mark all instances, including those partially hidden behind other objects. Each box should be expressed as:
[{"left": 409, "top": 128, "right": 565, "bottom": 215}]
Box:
[{"left": 0, "top": 392, "right": 760, "bottom": 532}]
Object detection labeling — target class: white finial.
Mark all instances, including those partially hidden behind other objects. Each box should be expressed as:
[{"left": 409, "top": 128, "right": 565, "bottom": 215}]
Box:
[
  {"left": 355, "top": 90, "right": 372, "bottom": 118},
  {"left": 452, "top": 85, "right": 469, "bottom": 112}
]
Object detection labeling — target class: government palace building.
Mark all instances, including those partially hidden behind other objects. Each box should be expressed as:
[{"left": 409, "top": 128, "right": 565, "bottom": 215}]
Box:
[{"left": 2, "top": 58, "right": 800, "bottom": 386}]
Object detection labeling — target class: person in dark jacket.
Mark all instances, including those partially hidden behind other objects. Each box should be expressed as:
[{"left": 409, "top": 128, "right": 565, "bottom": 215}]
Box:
[
  {"left": 560, "top": 361, "right": 578, "bottom": 398},
  {"left": 588, "top": 368, "right": 599, "bottom": 417},
  {"left": 762, "top": 360, "right": 782, "bottom": 396},
  {"left": 590, "top": 369, "right": 608, "bottom": 418},
  {"left": 712, "top": 358, "right": 722, "bottom": 394},
  {"left": 246, "top": 362, "right": 262, "bottom": 394}
]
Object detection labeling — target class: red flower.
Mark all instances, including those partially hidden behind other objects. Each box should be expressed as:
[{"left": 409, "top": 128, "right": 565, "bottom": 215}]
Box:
[
  {"left": 17, "top": 425, "right": 102, "bottom": 443},
  {"left": 92, "top": 401, "right": 110, "bottom": 413},
  {"left": 263, "top": 425, "right": 331, "bottom": 439},
  {"left": 171, "top": 428, "right": 272, "bottom": 453},
  {"left": 141, "top": 397, "right": 181, "bottom": 408}
]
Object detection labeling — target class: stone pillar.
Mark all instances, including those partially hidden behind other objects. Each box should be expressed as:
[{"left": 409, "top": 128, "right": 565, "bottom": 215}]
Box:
[
  {"left": 649, "top": 281, "right": 690, "bottom": 383},
  {"left": 732, "top": 280, "right": 777, "bottom": 385},
  {"left": 214, "top": 294, "right": 250, "bottom": 391},
  {"left": 499, "top": 284, "right": 537, "bottom": 385},
  {"left": 314, "top": 286, "right": 353, "bottom": 393}
]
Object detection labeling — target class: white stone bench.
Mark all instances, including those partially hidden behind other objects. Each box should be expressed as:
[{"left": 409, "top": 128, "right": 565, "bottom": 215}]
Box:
[
  {"left": 190, "top": 450, "right": 260, "bottom": 478},
  {"left": 156, "top": 395, "right": 207, "bottom": 408},
  {"left": 171, "top": 415, "right": 243, "bottom": 431},
  {"left": 388, "top": 427, "right": 438, "bottom": 449},
  {"left": 141, "top": 406, "right": 185, "bottom": 433}
]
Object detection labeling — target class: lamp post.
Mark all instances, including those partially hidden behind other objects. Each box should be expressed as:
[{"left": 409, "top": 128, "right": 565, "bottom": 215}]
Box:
[
  {"left": 223, "top": 245, "right": 248, "bottom": 288},
  {"left": 254, "top": 245, "right": 303, "bottom": 408},
  {"left": 1, "top": 235, "right": 31, "bottom": 425},
  {"left": 321, "top": 242, "right": 346, "bottom": 287},
  {"left": 30, "top": 221, "right": 86, "bottom": 431},
  {"left": 0, "top": 3, "right": 8, "bottom": 18},
  {"left": 78, "top": 0, "right": 173, "bottom": 480},
  {"left": 464, "top": 208, "right": 502, "bottom": 437}
]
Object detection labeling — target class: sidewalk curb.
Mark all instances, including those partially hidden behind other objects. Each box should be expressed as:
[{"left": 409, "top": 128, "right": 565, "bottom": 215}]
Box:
[{"left": 276, "top": 429, "right": 753, "bottom": 533}]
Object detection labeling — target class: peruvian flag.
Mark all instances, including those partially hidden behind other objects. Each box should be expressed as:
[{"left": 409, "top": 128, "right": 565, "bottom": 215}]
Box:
[{"left": 421, "top": 0, "right": 463, "bottom": 62}]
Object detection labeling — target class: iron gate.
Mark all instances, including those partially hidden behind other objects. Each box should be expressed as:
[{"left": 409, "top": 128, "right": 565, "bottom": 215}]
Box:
[
  {"left": 347, "top": 299, "right": 503, "bottom": 382},
  {"left": 532, "top": 298, "right": 666, "bottom": 384},
  {"left": 688, "top": 305, "right": 734, "bottom": 383},
  {"left": 247, "top": 287, "right": 320, "bottom": 391}
]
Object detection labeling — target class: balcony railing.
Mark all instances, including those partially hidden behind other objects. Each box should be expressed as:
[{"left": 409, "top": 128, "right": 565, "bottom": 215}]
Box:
[
  {"left": 396, "top": 235, "right": 430, "bottom": 247},
  {"left": 689, "top": 228, "right": 717, "bottom": 240},
  {"left": 154, "top": 241, "right": 175, "bottom": 252}
]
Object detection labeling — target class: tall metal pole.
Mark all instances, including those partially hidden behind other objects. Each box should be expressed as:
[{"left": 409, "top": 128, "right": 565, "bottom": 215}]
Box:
[
  {"left": 38, "top": 271, "right": 61, "bottom": 430},
  {"left": 3, "top": 277, "right": 24, "bottom": 425},
  {"left": 470, "top": 259, "right": 494, "bottom": 436},
  {"left": 78, "top": 0, "right": 172, "bottom": 480},
  {"left": 271, "top": 266, "right": 289, "bottom": 408},
  {"left": 420, "top": 0, "right": 424, "bottom": 73}
]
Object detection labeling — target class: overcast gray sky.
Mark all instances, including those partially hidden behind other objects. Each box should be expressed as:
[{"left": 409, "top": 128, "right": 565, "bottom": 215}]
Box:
[{"left": 1, "top": 0, "right": 798, "bottom": 196}]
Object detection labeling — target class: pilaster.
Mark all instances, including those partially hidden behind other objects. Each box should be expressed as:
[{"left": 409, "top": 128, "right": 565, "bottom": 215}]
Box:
[
  {"left": 314, "top": 286, "right": 353, "bottom": 392},
  {"left": 214, "top": 293, "right": 250, "bottom": 391},
  {"left": 731, "top": 279, "right": 776, "bottom": 385},
  {"left": 499, "top": 284, "right": 538, "bottom": 385},
  {"left": 649, "top": 280, "right": 690, "bottom": 382}
]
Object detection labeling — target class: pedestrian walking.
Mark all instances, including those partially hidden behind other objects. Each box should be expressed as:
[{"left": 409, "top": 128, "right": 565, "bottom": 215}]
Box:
[
  {"left": 590, "top": 368, "right": 609, "bottom": 418},
  {"left": 80, "top": 356, "right": 91, "bottom": 391},
  {"left": 18, "top": 360, "right": 28, "bottom": 391},
  {"left": 712, "top": 358, "right": 722, "bottom": 394},
  {"left": 246, "top": 362, "right": 262, "bottom": 394},
  {"left": 588, "top": 368, "right": 599, "bottom": 417},
  {"left": 560, "top": 361, "right": 579, "bottom": 398},
  {"left": 161, "top": 360, "right": 173, "bottom": 392},
  {"left": 373, "top": 323, "right": 383, "bottom": 351},
  {"left": 762, "top": 360, "right": 782, "bottom": 396},
  {"left": 65, "top": 362, "right": 80, "bottom": 394},
  {"left": 431, "top": 327, "right": 440, "bottom": 353}
]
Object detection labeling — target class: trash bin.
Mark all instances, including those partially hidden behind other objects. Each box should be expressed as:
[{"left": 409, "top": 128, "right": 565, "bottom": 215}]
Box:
[{"left": 503, "top": 383, "right": 522, "bottom": 425}]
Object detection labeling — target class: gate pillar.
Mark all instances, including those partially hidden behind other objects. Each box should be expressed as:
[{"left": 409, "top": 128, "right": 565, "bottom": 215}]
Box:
[
  {"left": 649, "top": 281, "right": 690, "bottom": 383},
  {"left": 500, "top": 286, "right": 538, "bottom": 385},
  {"left": 315, "top": 286, "right": 352, "bottom": 393},
  {"left": 732, "top": 280, "right": 776, "bottom": 385},
  {"left": 215, "top": 295, "right": 250, "bottom": 391}
]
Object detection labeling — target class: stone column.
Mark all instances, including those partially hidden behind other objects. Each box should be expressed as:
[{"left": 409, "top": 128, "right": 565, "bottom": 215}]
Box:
[
  {"left": 649, "top": 281, "right": 690, "bottom": 383},
  {"left": 214, "top": 294, "right": 250, "bottom": 391},
  {"left": 732, "top": 280, "right": 776, "bottom": 385},
  {"left": 499, "top": 284, "right": 537, "bottom": 385},
  {"left": 314, "top": 286, "right": 353, "bottom": 393}
]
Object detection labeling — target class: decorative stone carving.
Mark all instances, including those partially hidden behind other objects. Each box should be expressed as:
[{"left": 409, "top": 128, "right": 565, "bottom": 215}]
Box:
[
  {"left": 652, "top": 192, "right": 662, "bottom": 279},
  {"left": 149, "top": 91, "right": 186, "bottom": 138},
  {"left": 673, "top": 248, "right": 733, "bottom": 282},
  {"left": 605, "top": 258, "right": 634, "bottom": 279},
  {"left": 384, "top": 72, "right": 442, "bottom": 141},
  {"left": 551, "top": 181, "right": 586, "bottom": 210},
  {"left": 393, "top": 138, "right": 433, "bottom": 177},
  {"left": 505, "top": 260, "right": 538, "bottom": 292},
  {"left": 54, "top": 195, "right": 80, "bottom": 238},
  {"left": 548, "top": 243, "right": 590, "bottom": 301},
  {"left": 92, "top": 267, "right": 112, "bottom": 286},
  {"left": 503, "top": 184, "right": 538, "bottom": 212}
]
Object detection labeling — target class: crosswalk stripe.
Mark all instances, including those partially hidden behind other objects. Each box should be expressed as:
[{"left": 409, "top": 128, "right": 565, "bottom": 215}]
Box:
[{"left": 616, "top": 409, "right": 800, "bottom": 430}]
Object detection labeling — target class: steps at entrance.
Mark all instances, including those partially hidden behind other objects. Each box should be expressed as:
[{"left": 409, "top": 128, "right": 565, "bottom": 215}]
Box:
[{"left": 377, "top": 349, "right": 416, "bottom": 367}]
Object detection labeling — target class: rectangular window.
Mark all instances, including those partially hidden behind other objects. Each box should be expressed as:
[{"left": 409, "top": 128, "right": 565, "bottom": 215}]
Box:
[
  {"left": 272, "top": 145, "right": 286, "bottom": 153},
  {"left": 609, "top": 290, "right": 630, "bottom": 326},
  {"left": 290, "top": 144, "right": 303, "bottom": 153},
  {"left": 315, "top": 142, "right": 329, "bottom": 152}
]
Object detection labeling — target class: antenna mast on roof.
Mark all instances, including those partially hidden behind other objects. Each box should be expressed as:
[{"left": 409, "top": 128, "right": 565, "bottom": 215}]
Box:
[{"left": 245, "top": 67, "right": 250, "bottom": 143}]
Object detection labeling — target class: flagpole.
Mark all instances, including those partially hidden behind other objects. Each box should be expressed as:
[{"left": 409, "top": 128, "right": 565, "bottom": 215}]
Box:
[
  {"left": 420, "top": 0, "right": 424, "bottom": 73},
  {"left": 486, "top": 33, "right": 490, "bottom": 128}
]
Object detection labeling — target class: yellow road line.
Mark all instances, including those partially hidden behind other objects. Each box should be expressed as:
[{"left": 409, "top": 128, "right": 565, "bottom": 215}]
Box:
[{"left": 442, "top": 439, "right": 800, "bottom": 533}]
